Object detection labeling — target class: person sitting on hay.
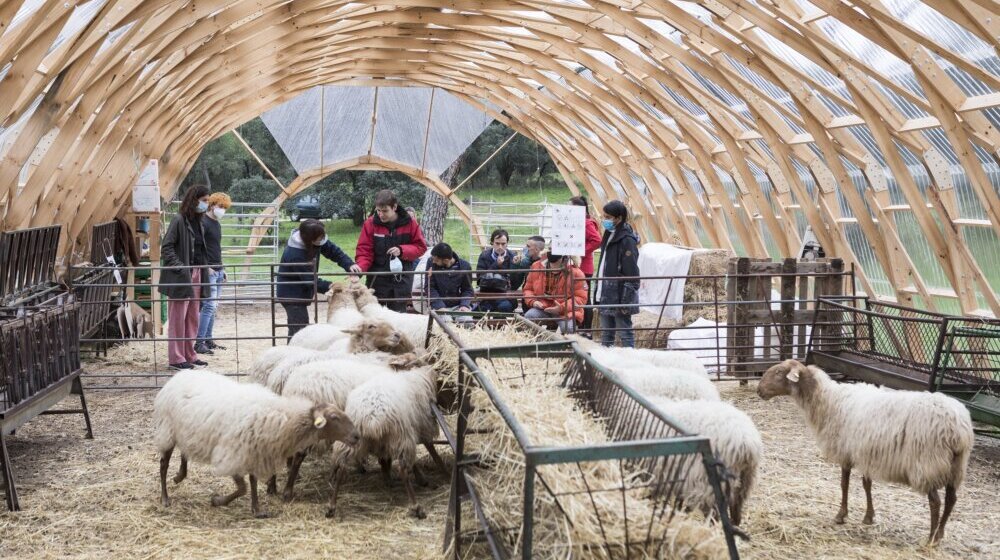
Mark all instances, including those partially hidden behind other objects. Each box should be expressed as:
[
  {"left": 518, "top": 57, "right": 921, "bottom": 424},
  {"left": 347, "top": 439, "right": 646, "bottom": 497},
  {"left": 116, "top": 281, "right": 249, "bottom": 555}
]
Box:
[{"left": 522, "top": 253, "right": 587, "bottom": 334}]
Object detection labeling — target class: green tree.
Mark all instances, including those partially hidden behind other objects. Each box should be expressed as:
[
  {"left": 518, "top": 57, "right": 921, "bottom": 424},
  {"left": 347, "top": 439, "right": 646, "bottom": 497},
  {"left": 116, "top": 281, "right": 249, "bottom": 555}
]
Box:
[{"left": 229, "top": 176, "right": 282, "bottom": 203}]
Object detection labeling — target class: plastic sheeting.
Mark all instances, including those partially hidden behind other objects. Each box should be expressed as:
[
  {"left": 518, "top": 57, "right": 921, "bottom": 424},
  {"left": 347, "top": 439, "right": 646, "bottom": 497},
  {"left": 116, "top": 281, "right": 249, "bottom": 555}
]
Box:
[
  {"left": 636, "top": 243, "right": 693, "bottom": 321},
  {"left": 261, "top": 85, "right": 494, "bottom": 178}
]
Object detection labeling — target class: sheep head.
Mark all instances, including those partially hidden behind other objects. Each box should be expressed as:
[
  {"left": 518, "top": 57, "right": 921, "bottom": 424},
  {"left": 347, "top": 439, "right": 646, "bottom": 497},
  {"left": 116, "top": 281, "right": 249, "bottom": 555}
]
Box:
[
  {"left": 350, "top": 283, "right": 380, "bottom": 308},
  {"left": 325, "top": 283, "right": 357, "bottom": 321},
  {"left": 342, "top": 319, "right": 415, "bottom": 354},
  {"left": 311, "top": 404, "right": 360, "bottom": 446},
  {"left": 758, "top": 359, "right": 813, "bottom": 400}
]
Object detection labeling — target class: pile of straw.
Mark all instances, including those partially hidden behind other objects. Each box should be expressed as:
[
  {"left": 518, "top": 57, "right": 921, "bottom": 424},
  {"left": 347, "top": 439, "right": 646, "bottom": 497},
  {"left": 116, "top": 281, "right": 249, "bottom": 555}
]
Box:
[{"left": 446, "top": 322, "right": 728, "bottom": 559}]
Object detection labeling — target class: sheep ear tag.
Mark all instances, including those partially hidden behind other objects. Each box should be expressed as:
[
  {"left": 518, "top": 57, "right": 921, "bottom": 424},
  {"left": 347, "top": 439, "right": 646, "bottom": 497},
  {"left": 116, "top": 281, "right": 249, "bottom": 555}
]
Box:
[
  {"left": 313, "top": 416, "right": 327, "bottom": 429},
  {"left": 787, "top": 369, "right": 800, "bottom": 383}
]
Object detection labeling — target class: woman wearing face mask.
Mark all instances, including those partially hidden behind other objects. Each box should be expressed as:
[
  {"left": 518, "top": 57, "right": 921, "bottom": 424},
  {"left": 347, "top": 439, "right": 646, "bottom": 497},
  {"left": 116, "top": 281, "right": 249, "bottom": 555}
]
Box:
[
  {"left": 160, "top": 185, "right": 211, "bottom": 370},
  {"left": 194, "top": 192, "right": 232, "bottom": 355},
  {"left": 522, "top": 252, "right": 588, "bottom": 334},
  {"left": 594, "top": 200, "right": 640, "bottom": 347},
  {"left": 277, "top": 219, "right": 362, "bottom": 339}
]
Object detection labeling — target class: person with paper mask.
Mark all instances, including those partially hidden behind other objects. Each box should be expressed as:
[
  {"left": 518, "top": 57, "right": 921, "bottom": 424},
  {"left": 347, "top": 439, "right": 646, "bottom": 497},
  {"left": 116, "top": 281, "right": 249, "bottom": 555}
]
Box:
[
  {"left": 354, "top": 189, "right": 428, "bottom": 313},
  {"left": 522, "top": 252, "right": 588, "bottom": 334},
  {"left": 277, "top": 219, "right": 362, "bottom": 339},
  {"left": 161, "top": 185, "right": 211, "bottom": 370},
  {"left": 594, "top": 200, "right": 640, "bottom": 348},
  {"left": 194, "top": 192, "right": 232, "bottom": 355}
]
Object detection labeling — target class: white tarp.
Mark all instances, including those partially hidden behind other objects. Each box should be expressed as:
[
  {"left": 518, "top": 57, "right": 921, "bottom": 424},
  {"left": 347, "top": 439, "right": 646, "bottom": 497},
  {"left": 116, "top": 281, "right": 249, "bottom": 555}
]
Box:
[
  {"left": 668, "top": 314, "right": 813, "bottom": 373},
  {"left": 637, "top": 243, "right": 694, "bottom": 321}
]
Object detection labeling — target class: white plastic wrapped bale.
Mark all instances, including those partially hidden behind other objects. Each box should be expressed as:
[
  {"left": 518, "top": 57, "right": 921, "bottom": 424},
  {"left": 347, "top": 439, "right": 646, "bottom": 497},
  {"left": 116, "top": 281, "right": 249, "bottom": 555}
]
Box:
[
  {"left": 409, "top": 248, "right": 433, "bottom": 314},
  {"left": 668, "top": 311, "right": 812, "bottom": 374},
  {"left": 636, "top": 243, "right": 694, "bottom": 321}
]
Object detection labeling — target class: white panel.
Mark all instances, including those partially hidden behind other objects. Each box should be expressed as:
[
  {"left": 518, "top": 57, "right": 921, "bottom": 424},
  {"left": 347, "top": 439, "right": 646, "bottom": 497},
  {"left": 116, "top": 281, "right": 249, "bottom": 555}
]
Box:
[
  {"left": 372, "top": 87, "right": 432, "bottom": 168},
  {"left": 260, "top": 87, "right": 322, "bottom": 174},
  {"left": 322, "top": 85, "right": 375, "bottom": 165},
  {"left": 424, "top": 89, "right": 495, "bottom": 175},
  {"left": 50, "top": 0, "right": 106, "bottom": 54}
]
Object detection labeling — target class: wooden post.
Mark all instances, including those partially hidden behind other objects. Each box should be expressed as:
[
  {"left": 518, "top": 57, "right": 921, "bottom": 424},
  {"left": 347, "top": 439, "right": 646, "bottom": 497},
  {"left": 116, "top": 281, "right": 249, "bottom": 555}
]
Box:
[
  {"left": 780, "top": 258, "right": 797, "bottom": 360},
  {"left": 725, "top": 258, "right": 738, "bottom": 375},
  {"left": 735, "top": 258, "right": 753, "bottom": 384},
  {"left": 150, "top": 212, "right": 163, "bottom": 336}
]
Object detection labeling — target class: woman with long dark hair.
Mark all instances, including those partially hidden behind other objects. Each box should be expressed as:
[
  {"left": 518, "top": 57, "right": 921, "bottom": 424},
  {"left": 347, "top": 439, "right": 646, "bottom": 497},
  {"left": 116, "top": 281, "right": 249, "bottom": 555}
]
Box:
[
  {"left": 594, "top": 200, "right": 640, "bottom": 347},
  {"left": 276, "top": 219, "right": 361, "bottom": 339},
  {"left": 161, "top": 185, "right": 211, "bottom": 369}
]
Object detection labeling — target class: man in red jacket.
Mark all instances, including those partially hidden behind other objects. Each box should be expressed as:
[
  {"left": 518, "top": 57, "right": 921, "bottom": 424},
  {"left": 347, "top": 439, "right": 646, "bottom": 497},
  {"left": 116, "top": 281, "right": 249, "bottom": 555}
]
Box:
[{"left": 355, "top": 189, "right": 428, "bottom": 312}]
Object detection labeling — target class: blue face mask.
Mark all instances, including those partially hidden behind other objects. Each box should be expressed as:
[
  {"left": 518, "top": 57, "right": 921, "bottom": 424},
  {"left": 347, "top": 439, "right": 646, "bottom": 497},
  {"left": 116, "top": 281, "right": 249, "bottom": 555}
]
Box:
[
  {"left": 196, "top": 201, "right": 209, "bottom": 213},
  {"left": 602, "top": 219, "right": 615, "bottom": 231}
]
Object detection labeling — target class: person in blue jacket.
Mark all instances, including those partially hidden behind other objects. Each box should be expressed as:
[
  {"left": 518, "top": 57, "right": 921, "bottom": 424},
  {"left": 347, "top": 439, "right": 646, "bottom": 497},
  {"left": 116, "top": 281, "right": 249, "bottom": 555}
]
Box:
[
  {"left": 426, "top": 242, "right": 475, "bottom": 325},
  {"left": 276, "top": 219, "right": 361, "bottom": 339}
]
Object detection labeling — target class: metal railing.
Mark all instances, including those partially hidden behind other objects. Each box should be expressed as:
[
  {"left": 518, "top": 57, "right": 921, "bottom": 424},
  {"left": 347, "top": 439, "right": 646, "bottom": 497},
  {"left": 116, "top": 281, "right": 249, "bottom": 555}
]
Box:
[{"left": 427, "top": 311, "right": 739, "bottom": 559}]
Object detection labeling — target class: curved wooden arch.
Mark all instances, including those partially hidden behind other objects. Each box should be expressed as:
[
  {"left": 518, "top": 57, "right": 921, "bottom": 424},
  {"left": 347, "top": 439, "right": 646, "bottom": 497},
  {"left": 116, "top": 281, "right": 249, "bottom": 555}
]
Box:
[
  {"left": 0, "top": 0, "right": 998, "bottom": 314},
  {"left": 242, "top": 155, "right": 488, "bottom": 256}
]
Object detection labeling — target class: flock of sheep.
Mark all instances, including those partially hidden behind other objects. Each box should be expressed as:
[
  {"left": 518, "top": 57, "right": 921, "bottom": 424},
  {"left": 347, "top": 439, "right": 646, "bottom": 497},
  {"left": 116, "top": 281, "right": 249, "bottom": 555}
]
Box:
[
  {"left": 571, "top": 338, "right": 975, "bottom": 545},
  {"left": 154, "top": 284, "right": 441, "bottom": 519},
  {"left": 152, "top": 284, "right": 976, "bottom": 547}
]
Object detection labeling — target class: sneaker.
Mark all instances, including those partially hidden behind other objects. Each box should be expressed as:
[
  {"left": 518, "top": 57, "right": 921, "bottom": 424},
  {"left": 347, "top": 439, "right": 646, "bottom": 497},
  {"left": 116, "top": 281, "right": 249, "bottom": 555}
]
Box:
[
  {"left": 169, "top": 362, "right": 193, "bottom": 370},
  {"left": 207, "top": 340, "right": 226, "bottom": 350},
  {"left": 191, "top": 359, "right": 208, "bottom": 367},
  {"left": 194, "top": 343, "right": 214, "bottom": 355}
]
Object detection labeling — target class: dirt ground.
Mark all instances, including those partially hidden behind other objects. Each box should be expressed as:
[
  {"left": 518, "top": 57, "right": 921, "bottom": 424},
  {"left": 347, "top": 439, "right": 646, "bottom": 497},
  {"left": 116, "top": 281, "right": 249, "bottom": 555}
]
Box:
[{"left": 1, "top": 304, "right": 998, "bottom": 559}]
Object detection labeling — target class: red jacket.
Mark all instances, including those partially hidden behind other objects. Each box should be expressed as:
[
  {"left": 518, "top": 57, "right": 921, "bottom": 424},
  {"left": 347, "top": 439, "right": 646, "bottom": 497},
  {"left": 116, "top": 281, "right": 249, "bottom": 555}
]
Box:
[
  {"left": 580, "top": 217, "right": 602, "bottom": 275},
  {"left": 523, "top": 260, "right": 588, "bottom": 324},
  {"left": 354, "top": 204, "right": 427, "bottom": 272}
]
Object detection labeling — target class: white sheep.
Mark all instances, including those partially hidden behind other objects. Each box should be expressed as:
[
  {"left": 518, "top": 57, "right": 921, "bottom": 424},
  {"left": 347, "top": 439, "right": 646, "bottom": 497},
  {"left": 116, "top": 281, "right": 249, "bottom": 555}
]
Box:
[
  {"left": 270, "top": 352, "right": 423, "bottom": 501},
  {"left": 758, "top": 360, "right": 974, "bottom": 544},
  {"left": 153, "top": 370, "right": 359, "bottom": 518},
  {"left": 327, "top": 363, "right": 444, "bottom": 519},
  {"left": 353, "top": 284, "right": 433, "bottom": 349},
  {"left": 572, "top": 336, "right": 707, "bottom": 376},
  {"left": 644, "top": 395, "right": 762, "bottom": 529},
  {"left": 288, "top": 284, "right": 367, "bottom": 350},
  {"left": 249, "top": 319, "right": 414, "bottom": 393},
  {"left": 580, "top": 346, "right": 720, "bottom": 401}
]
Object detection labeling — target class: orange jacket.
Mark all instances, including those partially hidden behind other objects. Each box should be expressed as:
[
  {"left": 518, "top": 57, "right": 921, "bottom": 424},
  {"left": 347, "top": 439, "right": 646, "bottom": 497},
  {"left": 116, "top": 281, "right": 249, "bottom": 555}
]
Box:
[{"left": 522, "top": 259, "right": 588, "bottom": 324}]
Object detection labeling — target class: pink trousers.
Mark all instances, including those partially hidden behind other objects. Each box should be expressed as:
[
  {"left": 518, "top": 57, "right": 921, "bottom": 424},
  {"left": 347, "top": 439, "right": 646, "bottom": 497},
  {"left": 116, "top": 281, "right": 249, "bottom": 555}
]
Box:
[{"left": 167, "top": 268, "right": 201, "bottom": 364}]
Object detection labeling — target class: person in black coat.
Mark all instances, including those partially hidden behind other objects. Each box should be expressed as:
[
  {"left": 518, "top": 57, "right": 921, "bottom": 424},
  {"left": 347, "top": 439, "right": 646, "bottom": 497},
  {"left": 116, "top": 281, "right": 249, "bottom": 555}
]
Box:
[
  {"left": 594, "top": 200, "right": 640, "bottom": 348},
  {"left": 161, "top": 185, "right": 210, "bottom": 369},
  {"left": 426, "top": 242, "right": 474, "bottom": 325},
  {"left": 474, "top": 229, "right": 517, "bottom": 313},
  {"left": 276, "top": 219, "right": 361, "bottom": 339}
]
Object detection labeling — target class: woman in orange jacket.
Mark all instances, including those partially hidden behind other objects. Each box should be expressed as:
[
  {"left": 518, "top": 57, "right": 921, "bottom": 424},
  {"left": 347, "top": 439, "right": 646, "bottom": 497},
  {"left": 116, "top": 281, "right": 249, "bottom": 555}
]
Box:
[{"left": 522, "top": 253, "right": 588, "bottom": 333}]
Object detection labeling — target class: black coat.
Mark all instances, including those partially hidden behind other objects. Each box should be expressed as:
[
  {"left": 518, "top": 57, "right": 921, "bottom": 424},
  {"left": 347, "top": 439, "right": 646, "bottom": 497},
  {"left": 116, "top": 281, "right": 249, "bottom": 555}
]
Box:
[
  {"left": 426, "top": 258, "right": 474, "bottom": 310},
  {"left": 160, "top": 215, "right": 206, "bottom": 300},
  {"left": 595, "top": 223, "right": 640, "bottom": 315},
  {"left": 475, "top": 248, "right": 516, "bottom": 308},
  {"left": 276, "top": 237, "right": 356, "bottom": 302}
]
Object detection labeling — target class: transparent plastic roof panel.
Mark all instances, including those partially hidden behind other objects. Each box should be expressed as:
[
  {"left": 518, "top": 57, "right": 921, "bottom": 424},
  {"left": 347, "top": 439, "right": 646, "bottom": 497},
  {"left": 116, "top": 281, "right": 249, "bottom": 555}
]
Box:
[{"left": 261, "top": 85, "right": 494, "bottom": 178}]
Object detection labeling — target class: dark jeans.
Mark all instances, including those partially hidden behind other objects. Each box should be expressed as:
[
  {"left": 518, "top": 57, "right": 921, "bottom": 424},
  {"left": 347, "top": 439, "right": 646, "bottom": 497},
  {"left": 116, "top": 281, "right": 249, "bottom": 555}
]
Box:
[
  {"left": 582, "top": 273, "right": 594, "bottom": 333},
  {"left": 281, "top": 303, "right": 312, "bottom": 341},
  {"left": 599, "top": 312, "right": 635, "bottom": 348},
  {"left": 369, "top": 274, "right": 413, "bottom": 313},
  {"left": 477, "top": 297, "right": 515, "bottom": 314}
]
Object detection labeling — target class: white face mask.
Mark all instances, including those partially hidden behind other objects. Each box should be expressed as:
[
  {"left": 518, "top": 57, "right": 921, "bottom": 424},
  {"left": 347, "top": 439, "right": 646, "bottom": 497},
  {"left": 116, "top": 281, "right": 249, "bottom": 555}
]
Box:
[
  {"left": 389, "top": 256, "right": 403, "bottom": 273},
  {"left": 313, "top": 236, "right": 328, "bottom": 247},
  {"left": 212, "top": 207, "right": 226, "bottom": 219}
]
